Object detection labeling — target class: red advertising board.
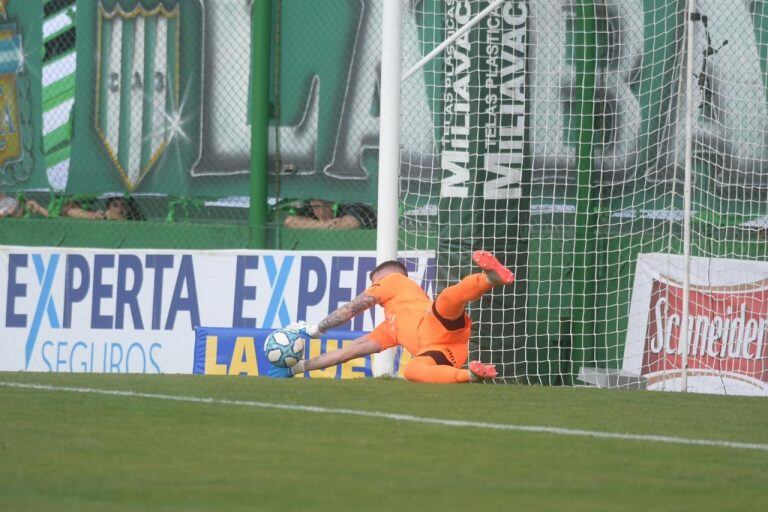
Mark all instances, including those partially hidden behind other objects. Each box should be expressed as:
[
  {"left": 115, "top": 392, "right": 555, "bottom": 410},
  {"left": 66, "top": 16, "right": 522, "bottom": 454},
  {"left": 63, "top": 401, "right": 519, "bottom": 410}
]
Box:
[{"left": 625, "top": 254, "right": 768, "bottom": 395}]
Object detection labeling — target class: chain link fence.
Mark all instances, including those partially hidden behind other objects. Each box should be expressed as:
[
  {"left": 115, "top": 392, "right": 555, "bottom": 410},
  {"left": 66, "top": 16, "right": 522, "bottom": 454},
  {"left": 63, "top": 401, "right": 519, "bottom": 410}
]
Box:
[{"left": 0, "top": 0, "right": 380, "bottom": 250}]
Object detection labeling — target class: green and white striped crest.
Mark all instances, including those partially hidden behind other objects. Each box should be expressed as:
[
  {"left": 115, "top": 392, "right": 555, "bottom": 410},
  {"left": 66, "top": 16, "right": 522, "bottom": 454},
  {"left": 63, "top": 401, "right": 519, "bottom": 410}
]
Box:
[{"left": 95, "top": 3, "right": 179, "bottom": 191}]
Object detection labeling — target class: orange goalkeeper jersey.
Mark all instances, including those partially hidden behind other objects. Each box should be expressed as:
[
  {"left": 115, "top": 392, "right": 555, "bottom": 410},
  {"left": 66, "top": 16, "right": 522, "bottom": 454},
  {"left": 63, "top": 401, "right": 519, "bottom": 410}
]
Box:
[{"left": 365, "top": 272, "right": 431, "bottom": 356}]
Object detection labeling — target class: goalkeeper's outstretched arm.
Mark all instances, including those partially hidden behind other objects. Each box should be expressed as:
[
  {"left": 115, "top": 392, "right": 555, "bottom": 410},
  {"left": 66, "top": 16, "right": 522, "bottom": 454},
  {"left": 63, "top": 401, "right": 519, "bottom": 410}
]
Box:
[
  {"left": 287, "top": 291, "right": 381, "bottom": 376},
  {"left": 291, "top": 334, "right": 382, "bottom": 376}
]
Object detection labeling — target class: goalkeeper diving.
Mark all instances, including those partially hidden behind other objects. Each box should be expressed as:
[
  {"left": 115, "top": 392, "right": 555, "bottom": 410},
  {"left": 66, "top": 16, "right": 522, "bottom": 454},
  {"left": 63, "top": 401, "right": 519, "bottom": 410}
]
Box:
[{"left": 269, "top": 250, "right": 515, "bottom": 383}]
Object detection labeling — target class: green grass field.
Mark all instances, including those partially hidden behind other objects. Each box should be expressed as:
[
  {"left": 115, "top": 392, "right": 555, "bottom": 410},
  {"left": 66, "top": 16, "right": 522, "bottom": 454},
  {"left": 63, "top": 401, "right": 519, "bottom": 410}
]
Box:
[{"left": 1, "top": 373, "right": 766, "bottom": 511}]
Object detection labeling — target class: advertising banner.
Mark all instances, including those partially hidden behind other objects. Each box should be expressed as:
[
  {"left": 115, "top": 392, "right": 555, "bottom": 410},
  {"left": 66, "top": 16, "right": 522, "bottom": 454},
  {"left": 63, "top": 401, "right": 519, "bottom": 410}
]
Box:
[
  {"left": 193, "top": 327, "right": 411, "bottom": 379},
  {"left": 0, "top": 246, "right": 434, "bottom": 374},
  {"left": 624, "top": 253, "right": 768, "bottom": 396}
]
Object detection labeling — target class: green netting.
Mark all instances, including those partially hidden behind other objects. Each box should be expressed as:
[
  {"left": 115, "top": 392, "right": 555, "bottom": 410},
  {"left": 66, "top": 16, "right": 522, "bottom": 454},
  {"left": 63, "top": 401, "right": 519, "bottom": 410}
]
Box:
[{"left": 399, "top": 0, "right": 768, "bottom": 387}]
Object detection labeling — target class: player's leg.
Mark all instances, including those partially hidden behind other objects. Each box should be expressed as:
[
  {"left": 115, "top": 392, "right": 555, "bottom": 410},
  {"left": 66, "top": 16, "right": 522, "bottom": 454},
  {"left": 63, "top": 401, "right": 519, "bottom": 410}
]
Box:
[
  {"left": 403, "top": 353, "right": 497, "bottom": 383},
  {"left": 433, "top": 251, "right": 515, "bottom": 320},
  {"left": 410, "top": 300, "right": 498, "bottom": 384},
  {"left": 404, "top": 355, "right": 471, "bottom": 383},
  {"left": 433, "top": 274, "right": 492, "bottom": 320}
]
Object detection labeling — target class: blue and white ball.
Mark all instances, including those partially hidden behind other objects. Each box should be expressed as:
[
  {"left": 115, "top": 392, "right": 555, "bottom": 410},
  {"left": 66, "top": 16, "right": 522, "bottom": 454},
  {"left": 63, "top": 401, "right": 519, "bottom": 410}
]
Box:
[{"left": 264, "top": 329, "right": 306, "bottom": 368}]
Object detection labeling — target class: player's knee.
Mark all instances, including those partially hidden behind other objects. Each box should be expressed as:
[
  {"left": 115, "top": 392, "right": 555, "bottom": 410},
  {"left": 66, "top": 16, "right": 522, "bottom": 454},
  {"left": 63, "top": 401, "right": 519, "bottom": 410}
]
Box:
[{"left": 431, "top": 301, "right": 466, "bottom": 331}]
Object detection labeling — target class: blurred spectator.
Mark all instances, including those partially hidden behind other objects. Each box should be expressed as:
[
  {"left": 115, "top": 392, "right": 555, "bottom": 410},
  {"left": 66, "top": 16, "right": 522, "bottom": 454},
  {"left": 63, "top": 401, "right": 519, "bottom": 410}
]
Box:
[
  {"left": 0, "top": 193, "right": 88, "bottom": 217},
  {"left": 0, "top": 193, "right": 145, "bottom": 221},
  {"left": 0, "top": 192, "right": 20, "bottom": 218},
  {"left": 283, "top": 199, "right": 376, "bottom": 230},
  {"left": 61, "top": 200, "right": 104, "bottom": 220},
  {"left": 61, "top": 196, "right": 144, "bottom": 221},
  {"left": 104, "top": 196, "right": 145, "bottom": 221},
  {"left": 0, "top": 192, "right": 49, "bottom": 218},
  {"left": 25, "top": 199, "right": 50, "bottom": 217}
]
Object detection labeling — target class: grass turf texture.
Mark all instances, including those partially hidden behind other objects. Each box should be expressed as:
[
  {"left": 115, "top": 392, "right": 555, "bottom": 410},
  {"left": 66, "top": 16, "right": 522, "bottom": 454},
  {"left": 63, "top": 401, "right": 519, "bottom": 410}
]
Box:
[{"left": 0, "top": 373, "right": 766, "bottom": 511}]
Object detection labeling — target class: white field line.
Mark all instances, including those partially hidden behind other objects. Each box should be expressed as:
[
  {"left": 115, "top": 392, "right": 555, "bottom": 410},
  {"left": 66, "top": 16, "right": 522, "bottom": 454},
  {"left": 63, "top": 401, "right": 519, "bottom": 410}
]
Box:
[{"left": 2, "top": 381, "right": 767, "bottom": 453}]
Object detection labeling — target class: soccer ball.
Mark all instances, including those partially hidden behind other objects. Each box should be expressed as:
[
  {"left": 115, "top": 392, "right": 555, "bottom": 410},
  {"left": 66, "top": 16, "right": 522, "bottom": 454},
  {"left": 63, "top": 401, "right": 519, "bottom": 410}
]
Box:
[{"left": 264, "top": 329, "right": 306, "bottom": 368}]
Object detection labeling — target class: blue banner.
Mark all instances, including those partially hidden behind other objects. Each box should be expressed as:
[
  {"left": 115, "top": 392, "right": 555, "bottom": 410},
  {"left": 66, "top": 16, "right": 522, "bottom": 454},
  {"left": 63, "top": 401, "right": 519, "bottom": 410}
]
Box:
[{"left": 194, "top": 327, "right": 375, "bottom": 378}]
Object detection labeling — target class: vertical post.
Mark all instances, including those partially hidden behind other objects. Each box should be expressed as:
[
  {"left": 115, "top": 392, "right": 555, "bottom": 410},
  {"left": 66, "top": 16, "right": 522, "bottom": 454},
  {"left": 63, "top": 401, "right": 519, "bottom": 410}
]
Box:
[
  {"left": 249, "top": 0, "right": 271, "bottom": 248},
  {"left": 681, "top": 0, "right": 696, "bottom": 392},
  {"left": 571, "top": 0, "right": 598, "bottom": 380},
  {"left": 372, "top": 0, "right": 403, "bottom": 377}
]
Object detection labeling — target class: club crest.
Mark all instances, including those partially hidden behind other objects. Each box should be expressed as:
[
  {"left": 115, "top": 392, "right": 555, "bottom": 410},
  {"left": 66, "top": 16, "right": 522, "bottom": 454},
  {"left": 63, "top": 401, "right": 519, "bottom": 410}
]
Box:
[{"left": 95, "top": 2, "right": 180, "bottom": 191}]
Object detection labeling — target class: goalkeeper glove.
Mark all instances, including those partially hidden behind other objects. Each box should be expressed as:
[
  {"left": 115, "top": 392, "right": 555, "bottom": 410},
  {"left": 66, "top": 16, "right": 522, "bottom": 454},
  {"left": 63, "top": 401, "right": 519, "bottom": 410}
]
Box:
[
  {"left": 267, "top": 365, "right": 294, "bottom": 379},
  {"left": 284, "top": 320, "right": 322, "bottom": 338}
]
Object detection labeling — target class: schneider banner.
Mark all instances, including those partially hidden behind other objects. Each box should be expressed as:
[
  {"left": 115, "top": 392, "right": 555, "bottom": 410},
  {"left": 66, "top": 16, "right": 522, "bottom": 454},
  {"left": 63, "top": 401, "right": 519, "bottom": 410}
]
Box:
[
  {"left": 0, "top": 246, "right": 434, "bottom": 374},
  {"left": 624, "top": 253, "right": 768, "bottom": 396}
]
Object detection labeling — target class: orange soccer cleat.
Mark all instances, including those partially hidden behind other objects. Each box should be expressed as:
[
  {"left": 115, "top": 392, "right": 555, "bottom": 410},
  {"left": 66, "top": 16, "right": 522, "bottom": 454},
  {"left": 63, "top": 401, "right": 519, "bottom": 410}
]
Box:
[
  {"left": 468, "top": 360, "right": 498, "bottom": 381},
  {"left": 472, "top": 250, "right": 515, "bottom": 286}
]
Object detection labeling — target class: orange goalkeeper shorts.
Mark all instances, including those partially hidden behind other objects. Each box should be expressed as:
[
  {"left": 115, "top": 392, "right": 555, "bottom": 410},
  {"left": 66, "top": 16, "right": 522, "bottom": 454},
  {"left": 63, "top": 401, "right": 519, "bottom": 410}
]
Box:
[{"left": 414, "top": 304, "right": 471, "bottom": 368}]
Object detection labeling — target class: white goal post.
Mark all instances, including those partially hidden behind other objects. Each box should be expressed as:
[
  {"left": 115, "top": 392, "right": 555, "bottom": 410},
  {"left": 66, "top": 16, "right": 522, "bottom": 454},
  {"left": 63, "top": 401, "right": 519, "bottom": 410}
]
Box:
[
  {"left": 372, "top": 0, "right": 404, "bottom": 377},
  {"left": 374, "top": 0, "right": 507, "bottom": 378}
]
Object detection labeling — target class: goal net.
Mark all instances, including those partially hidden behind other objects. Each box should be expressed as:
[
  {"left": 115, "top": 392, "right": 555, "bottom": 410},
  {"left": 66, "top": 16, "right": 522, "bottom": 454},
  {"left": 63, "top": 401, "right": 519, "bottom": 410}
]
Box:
[{"left": 397, "top": 0, "right": 768, "bottom": 394}]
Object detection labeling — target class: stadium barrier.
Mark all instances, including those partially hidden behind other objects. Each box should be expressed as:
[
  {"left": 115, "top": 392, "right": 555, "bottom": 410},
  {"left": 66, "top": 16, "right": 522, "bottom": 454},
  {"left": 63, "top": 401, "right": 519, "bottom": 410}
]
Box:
[{"left": 0, "top": 246, "right": 428, "bottom": 375}]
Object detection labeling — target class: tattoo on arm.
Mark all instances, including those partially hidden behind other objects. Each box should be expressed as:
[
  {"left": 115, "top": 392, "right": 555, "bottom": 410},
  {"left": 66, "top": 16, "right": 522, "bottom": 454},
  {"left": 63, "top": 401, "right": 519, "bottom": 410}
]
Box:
[
  {"left": 318, "top": 293, "right": 378, "bottom": 333},
  {"left": 298, "top": 353, "right": 331, "bottom": 374}
]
